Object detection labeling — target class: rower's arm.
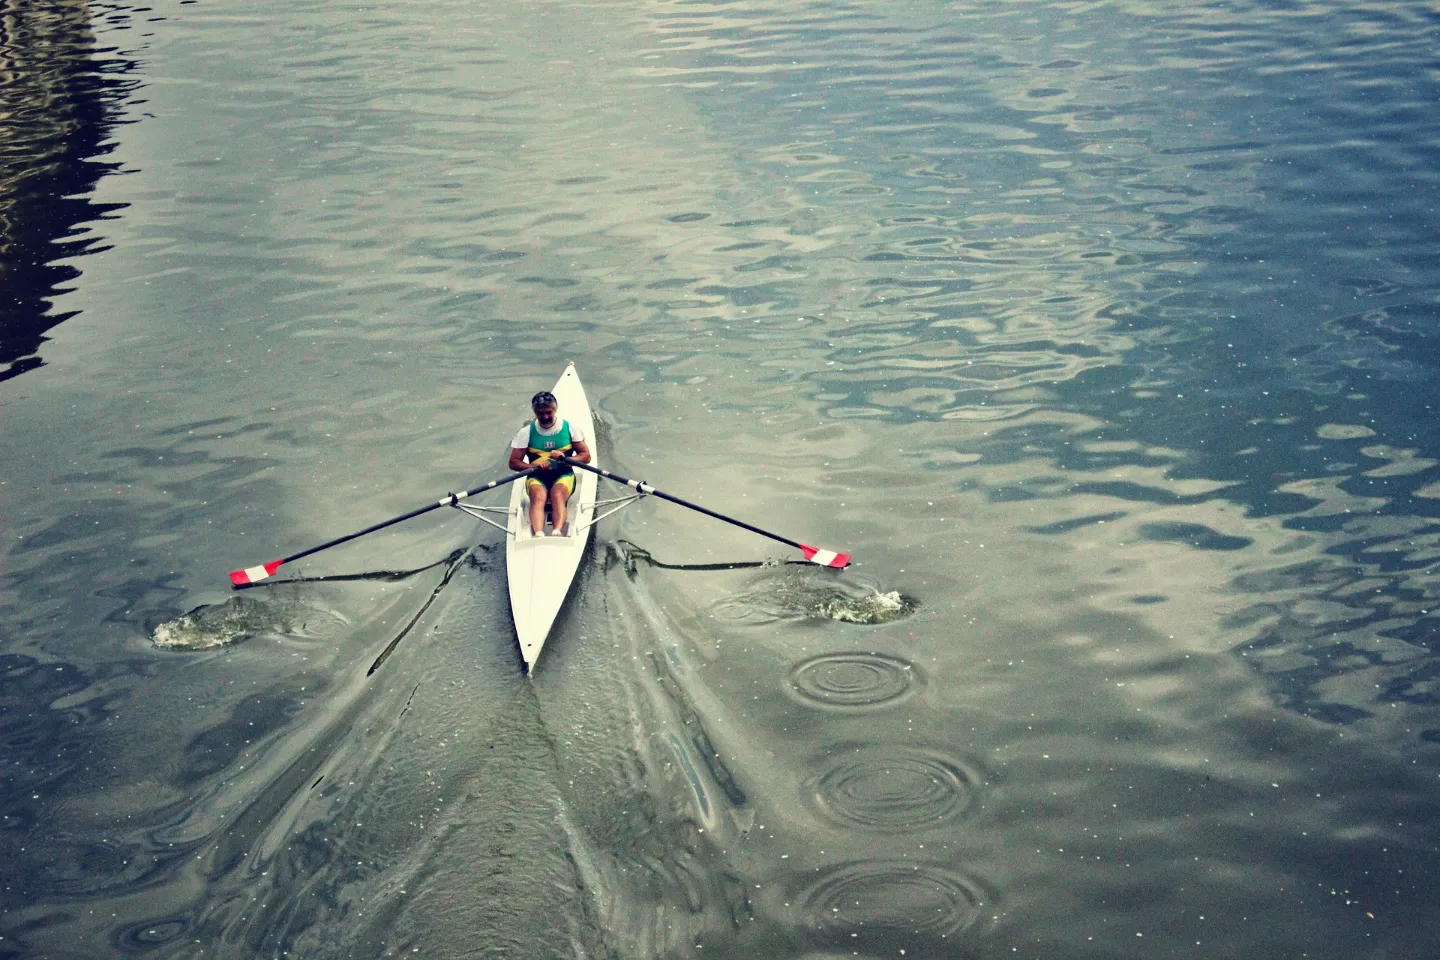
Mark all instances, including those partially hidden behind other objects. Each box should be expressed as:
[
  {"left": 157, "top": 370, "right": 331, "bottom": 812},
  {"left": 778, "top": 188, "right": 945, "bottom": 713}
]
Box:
[
  {"left": 568, "top": 438, "right": 592, "bottom": 465},
  {"left": 508, "top": 446, "right": 530, "bottom": 472}
]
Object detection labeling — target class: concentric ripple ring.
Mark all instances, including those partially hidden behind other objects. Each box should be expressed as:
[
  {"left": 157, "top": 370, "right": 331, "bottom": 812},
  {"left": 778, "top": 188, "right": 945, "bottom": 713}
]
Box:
[
  {"left": 798, "top": 861, "right": 986, "bottom": 943},
  {"left": 787, "top": 652, "right": 921, "bottom": 709},
  {"left": 808, "top": 747, "right": 979, "bottom": 830}
]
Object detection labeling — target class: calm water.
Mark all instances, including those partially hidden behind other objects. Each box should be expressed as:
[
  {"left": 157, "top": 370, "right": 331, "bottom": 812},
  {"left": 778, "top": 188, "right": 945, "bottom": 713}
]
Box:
[{"left": 4, "top": 0, "right": 1440, "bottom": 956}]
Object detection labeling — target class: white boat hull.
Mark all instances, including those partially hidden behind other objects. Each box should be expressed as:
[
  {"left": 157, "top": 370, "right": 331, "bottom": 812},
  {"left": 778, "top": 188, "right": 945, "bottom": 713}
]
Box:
[{"left": 505, "top": 363, "right": 598, "bottom": 672}]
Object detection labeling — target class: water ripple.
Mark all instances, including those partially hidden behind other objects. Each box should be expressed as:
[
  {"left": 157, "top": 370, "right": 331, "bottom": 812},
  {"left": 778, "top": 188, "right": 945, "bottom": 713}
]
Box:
[
  {"left": 796, "top": 861, "right": 987, "bottom": 947},
  {"left": 806, "top": 745, "right": 980, "bottom": 831},
  {"left": 114, "top": 916, "right": 190, "bottom": 952},
  {"left": 786, "top": 653, "right": 922, "bottom": 710}
]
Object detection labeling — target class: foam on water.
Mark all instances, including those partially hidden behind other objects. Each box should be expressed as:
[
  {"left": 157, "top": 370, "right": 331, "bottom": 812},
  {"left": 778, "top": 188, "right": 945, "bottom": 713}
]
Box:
[
  {"left": 713, "top": 574, "right": 918, "bottom": 626},
  {"left": 152, "top": 596, "right": 291, "bottom": 650},
  {"left": 810, "top": 586, "right": 909, "bottom": 624}
]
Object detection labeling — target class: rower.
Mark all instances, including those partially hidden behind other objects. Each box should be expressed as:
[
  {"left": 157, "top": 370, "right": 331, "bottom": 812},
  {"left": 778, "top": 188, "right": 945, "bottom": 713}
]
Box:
[{"left": 508, "top": 389, "right": 592, "bottom": 536}]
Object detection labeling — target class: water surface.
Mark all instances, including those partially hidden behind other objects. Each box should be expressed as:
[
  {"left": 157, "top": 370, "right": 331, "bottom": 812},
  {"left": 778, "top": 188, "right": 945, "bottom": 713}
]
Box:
[{"left": 4, "top": 0, "right": 1440, "bottom": 957}]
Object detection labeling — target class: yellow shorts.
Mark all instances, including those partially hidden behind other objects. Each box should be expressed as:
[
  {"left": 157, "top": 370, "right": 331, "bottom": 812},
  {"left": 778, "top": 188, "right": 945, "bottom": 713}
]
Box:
[{"left": 526, "top": 470, "right": 575, "bottom": 495}]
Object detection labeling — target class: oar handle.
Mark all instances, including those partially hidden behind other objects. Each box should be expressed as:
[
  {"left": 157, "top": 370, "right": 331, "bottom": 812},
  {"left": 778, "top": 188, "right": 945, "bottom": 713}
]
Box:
[{"left": 563, "top": 458, "right": 811, "bottom": 555}]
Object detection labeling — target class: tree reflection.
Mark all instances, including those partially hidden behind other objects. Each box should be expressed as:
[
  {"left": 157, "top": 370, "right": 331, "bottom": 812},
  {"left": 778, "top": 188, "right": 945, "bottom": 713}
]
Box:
[{"left": 0, "top": 0, "right": 135, "bottom": 383}]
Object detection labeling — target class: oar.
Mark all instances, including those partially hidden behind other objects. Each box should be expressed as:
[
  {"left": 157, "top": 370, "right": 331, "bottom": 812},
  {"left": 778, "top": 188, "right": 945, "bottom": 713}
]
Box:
[
  {"left": 227, "top": 470, "right": 533, "bottom": 587},
  {"left": 561, "top": 458, "right": 851, "bottom": 568}
]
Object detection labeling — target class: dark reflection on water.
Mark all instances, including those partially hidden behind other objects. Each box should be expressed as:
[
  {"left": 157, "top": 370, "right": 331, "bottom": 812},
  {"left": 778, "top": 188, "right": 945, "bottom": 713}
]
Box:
[
  {"left": 0, "top": 0, "right": 136, "bottom": 381},
  {"left": 0, "top": 655, "right": 95, "bottom": 836}
]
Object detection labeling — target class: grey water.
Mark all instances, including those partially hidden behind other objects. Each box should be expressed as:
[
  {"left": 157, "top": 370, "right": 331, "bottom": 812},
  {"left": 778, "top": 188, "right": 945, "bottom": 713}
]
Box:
[{"left": 4, "top": 0, "right": 1440, "bottom": 956}]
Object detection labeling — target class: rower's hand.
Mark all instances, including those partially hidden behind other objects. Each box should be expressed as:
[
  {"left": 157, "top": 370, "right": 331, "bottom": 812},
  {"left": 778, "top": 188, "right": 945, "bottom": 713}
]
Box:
[{"left": 531, "top": 454, "right": 555, "bottom": 470}]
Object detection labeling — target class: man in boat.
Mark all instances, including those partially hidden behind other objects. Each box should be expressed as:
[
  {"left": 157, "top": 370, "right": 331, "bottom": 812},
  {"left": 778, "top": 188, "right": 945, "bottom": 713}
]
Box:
[{"left": 508, "top": 390, "right": 592, "bottom": 536}]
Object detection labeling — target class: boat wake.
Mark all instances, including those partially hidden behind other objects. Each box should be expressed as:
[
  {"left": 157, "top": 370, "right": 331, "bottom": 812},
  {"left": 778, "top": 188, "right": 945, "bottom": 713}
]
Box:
[
  {"left": 535, "top": 544, "right": 987, "bottom": 957},
  {"left": 128, "top": 535, "right": 966, "bottom": 959}
]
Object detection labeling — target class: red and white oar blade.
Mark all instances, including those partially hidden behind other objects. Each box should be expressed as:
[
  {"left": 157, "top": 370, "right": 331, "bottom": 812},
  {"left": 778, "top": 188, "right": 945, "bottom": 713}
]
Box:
[
  {"left": 229, "top": 559, "right": 283, "bottom": 587},
  {"left": 800, "top": 545, "right": 851, "bottom": 569}
]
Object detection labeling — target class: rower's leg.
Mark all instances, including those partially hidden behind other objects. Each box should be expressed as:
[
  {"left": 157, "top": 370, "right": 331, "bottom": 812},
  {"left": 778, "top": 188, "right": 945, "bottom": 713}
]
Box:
[
  {"left": 527, "top": 482, "right": 548, "bottom": 535},
  {"left": 549, "top": 483, "right": 570, "bottom": 535}
]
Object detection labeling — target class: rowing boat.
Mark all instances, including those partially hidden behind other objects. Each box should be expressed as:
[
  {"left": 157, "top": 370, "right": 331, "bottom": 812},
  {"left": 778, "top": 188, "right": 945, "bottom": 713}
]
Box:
[
  {"left": 503, "top": 362, "right": 598, "bottom": 672},
  {"left": 412, "top": 363, "right": 650, "bottom": 671},
  {"left": 226, "top": 363, "right": 849, "bottom": 674}
]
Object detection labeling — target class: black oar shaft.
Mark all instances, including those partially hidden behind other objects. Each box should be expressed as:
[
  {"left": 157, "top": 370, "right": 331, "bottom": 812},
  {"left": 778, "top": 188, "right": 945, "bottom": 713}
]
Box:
[
  {"left": 282, "top": 469, "right": 533, "bottom": 564},
  {"left": 563, "top": 458, "right": 805, "bottom": 552},
  {"left": 280, "top": 502, "right": 438, "bottom": 565},
  {"left": 231, "top": 470, "right": 533, "bottom": 585}
]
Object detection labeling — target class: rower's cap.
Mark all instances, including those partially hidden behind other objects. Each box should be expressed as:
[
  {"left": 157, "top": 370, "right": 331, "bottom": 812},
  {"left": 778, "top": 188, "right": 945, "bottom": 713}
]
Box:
[{"left": 531, "top": 390, "right": 558, "bottom": 410}]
